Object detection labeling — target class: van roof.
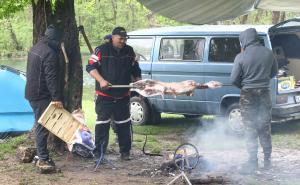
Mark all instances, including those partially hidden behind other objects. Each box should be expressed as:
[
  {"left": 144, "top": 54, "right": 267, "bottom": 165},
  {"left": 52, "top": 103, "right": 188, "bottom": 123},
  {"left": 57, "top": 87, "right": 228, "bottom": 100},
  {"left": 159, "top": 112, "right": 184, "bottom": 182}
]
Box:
[{"left": 128, "top": 25, "right": 271, "bottom": 36}]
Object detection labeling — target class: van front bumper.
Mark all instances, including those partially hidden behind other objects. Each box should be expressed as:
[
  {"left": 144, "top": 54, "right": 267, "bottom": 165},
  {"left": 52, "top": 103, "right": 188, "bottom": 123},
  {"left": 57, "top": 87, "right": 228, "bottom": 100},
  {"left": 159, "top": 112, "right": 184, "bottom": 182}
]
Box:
[{"left": 272, "top": 103, "right": 300, "bottom": 121}]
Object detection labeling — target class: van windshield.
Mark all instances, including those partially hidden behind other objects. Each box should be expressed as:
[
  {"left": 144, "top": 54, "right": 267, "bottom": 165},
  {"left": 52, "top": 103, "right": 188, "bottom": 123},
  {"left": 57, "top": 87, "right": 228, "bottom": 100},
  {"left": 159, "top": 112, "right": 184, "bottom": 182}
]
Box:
[{"left": 127, "top": 38, "right": 153, "bottom": 61}]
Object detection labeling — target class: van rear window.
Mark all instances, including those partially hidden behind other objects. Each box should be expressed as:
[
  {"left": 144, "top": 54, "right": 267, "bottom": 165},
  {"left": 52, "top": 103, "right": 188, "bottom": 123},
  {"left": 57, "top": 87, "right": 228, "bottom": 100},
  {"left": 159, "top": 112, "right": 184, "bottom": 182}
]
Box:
[
  {"left": 126, "top": 38, "right": 153, "bottom": 61},
  {"left": 209, "top": 37, "right": 241, "bottom": 63},
  {"left": 159, "top": 38, "right": 205, "bottom": 61}
]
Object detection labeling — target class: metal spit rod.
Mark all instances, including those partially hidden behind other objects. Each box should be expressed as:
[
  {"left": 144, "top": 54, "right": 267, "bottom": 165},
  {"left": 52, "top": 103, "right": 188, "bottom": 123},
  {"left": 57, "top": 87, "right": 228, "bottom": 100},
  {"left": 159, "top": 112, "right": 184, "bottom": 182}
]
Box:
[{"left": 108, "top": 84, "right": 232, "bottom": 88}]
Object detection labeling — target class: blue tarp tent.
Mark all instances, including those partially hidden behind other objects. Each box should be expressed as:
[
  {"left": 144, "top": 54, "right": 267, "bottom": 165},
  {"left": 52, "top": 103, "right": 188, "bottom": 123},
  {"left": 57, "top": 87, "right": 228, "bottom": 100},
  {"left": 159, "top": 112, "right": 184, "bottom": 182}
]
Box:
[{"left": 0, "top": 65, "right": 34, "bottom": 139}]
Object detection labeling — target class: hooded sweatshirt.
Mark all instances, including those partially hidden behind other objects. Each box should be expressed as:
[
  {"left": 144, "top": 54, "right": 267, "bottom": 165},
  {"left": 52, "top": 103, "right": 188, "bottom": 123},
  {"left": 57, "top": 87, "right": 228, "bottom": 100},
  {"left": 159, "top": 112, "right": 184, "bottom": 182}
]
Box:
[{"left": 230, "top": 28, "right": 278, "bottom": 89}]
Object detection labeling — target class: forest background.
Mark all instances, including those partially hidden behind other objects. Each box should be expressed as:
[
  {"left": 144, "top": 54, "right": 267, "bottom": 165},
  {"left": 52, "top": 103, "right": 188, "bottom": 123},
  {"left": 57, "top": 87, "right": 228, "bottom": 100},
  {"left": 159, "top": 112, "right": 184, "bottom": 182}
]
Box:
[{"left": 1, "top": 0, "right": 299, "bottom": 58}]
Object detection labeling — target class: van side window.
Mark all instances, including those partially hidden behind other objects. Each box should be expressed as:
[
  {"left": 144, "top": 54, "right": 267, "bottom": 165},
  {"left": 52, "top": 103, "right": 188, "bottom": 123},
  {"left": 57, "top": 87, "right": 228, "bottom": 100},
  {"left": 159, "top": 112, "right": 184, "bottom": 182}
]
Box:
[
  {"left": 126, "top": 38, "right": 153, "bottom": 61},
  {"left": 209, "top": 37, "right": 240, "bottom": 63},
  {"left": 159, "top": 38, "right": 205, "bottom": 61}
]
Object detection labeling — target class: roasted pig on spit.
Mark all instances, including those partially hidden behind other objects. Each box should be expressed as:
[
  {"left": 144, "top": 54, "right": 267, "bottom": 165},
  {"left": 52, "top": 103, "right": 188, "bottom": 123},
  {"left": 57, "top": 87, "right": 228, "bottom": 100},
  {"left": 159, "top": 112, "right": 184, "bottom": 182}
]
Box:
[{"left": 120, "top": 79, "right": 223, "bottom": 97}]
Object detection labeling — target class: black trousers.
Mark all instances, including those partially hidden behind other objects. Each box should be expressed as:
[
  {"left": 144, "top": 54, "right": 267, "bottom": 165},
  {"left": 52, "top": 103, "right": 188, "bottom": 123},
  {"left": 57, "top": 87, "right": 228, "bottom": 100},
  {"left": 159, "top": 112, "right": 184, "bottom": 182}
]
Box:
[
  {"left": 29, "top": 99, "right": 51, "bottom": 160},
  {"left": 94, "top": 96, "right": 132, "bottom": 155}
]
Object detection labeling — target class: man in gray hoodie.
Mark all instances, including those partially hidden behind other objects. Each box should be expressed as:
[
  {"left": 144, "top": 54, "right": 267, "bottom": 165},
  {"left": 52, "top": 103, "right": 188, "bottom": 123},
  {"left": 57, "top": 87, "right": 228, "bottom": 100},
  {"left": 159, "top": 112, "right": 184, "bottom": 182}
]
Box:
[{"left": 231, "top": 28, "right": 278, "bottom": 173}]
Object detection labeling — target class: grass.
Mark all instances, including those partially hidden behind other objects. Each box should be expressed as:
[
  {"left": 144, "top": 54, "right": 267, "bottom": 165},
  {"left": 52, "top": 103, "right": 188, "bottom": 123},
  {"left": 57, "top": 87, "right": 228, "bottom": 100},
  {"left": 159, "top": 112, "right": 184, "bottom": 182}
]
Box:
[
  {"left": 0, "top": 135, "right": 26, "bottom": 160},
  {"left": 272, "top": 121, "right": 300, "bottom": 149}
]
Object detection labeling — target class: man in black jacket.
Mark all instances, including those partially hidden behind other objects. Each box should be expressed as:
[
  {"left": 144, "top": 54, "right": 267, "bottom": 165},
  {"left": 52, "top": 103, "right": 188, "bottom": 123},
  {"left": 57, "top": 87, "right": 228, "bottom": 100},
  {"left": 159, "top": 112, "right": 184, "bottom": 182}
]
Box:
[
  {"left": 25, "top": 24, "right": 63, "bottom": 173},
  {"left": 86, "top": 27, "right": 141, "bottom": 160}
]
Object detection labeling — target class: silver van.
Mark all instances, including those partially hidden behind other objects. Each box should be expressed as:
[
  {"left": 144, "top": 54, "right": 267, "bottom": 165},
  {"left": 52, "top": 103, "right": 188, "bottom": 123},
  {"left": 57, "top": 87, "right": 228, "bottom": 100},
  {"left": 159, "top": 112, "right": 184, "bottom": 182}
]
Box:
[{"left": 127, "top": 18, "right": 300, "bottom": 132}]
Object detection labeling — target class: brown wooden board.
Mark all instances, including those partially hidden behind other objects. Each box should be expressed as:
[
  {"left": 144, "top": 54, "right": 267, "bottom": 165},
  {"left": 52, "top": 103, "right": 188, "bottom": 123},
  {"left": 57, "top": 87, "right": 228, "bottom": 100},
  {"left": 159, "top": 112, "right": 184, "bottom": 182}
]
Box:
[{"left": 38, "top": 103, "right": 82, "bottom": 144}]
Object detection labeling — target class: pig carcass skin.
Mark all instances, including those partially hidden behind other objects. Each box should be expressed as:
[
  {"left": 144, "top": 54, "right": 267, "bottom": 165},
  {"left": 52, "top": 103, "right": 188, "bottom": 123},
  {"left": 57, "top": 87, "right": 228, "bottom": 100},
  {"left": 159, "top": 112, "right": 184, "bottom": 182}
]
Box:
[{"left": 131, "top": 79, "right": 221, "bottom": 98}]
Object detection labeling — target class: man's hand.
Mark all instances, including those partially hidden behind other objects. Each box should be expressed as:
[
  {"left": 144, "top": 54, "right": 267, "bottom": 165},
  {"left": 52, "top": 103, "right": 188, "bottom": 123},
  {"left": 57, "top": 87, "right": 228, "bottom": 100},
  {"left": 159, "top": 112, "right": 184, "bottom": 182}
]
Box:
[
  {"left": 99, "top": 79, "right": 110, "bottom": 90},
  {"left": 52, "top": 101, "right": 63, "bottom": 108},
  {"left": 205, "top": 81, "right": 223, "bottom": 89},
  {"left": 133, "top": 77, "right": 142, "bottom": 82}
]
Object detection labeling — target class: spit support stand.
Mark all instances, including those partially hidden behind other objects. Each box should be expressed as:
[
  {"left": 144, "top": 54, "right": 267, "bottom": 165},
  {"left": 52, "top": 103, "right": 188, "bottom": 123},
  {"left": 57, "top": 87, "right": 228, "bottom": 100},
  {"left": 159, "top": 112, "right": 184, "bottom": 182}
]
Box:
[{"left": 167, "top": 143, "right": 200, "bottom": 185}]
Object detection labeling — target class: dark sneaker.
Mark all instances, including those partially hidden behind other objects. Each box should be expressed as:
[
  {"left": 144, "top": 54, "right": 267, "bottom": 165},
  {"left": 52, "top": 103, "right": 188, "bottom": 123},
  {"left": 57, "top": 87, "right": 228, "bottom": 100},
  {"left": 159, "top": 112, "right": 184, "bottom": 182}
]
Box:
[
  {"left": 263, "top": 159, "right": 272, "bottom": 170},
  {"left": 121, "top": 153, "right": 130, "bottom": 161},
  {"left": 240, "top": 160, "right": 258, "bottom": 174},
  {"left": 36, "top": 158, "right": 56, "bottom": 174}
]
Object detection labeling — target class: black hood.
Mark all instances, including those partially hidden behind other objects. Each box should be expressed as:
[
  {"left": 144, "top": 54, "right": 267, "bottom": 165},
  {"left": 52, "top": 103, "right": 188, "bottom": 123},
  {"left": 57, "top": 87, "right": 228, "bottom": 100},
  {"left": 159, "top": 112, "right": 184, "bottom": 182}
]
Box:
[{"left": 45, "top": 24, "right": 63, "bottom": 42}]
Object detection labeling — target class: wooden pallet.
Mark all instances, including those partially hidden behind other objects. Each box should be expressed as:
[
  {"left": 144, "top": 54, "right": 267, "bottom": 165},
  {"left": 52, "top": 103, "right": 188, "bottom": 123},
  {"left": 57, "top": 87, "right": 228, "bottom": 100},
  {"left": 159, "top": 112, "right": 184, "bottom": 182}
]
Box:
[{"left": 38, "top": 103, "right": 81, "bottom": 144}]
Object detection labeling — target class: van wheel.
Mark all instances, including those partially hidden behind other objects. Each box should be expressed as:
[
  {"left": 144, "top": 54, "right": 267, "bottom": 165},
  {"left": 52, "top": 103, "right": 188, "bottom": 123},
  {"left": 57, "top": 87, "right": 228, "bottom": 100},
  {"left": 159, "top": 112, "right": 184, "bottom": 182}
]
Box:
[
  {"left": 183, "top": 114, "right": 201, "bottom": 119},
  {"left": 130, "top": 97, "right": 150, "bottom": 125},
  {"left": 225, "top": 103, "right": 244, "bottom": 134}
]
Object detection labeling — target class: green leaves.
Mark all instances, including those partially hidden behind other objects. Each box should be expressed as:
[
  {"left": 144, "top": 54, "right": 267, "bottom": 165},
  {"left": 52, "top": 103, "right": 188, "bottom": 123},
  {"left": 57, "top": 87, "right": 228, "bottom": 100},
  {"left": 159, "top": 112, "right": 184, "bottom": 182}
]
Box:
[{"left": 0, "top": 0, "right": 31, "bottom": 19}]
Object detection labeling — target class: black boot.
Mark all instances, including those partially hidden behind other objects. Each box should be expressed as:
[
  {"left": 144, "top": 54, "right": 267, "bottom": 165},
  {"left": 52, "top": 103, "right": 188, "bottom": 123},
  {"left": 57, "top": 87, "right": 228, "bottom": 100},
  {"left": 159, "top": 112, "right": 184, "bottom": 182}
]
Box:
[
  {"left": 263, "top": 152, "right": 272, "bottom": 170},
  {"left": 264, "top": 157, "right": 272, "bottom": 170},
  {"left": 240, "top": 158, "right": 258, "bottom": 174}
]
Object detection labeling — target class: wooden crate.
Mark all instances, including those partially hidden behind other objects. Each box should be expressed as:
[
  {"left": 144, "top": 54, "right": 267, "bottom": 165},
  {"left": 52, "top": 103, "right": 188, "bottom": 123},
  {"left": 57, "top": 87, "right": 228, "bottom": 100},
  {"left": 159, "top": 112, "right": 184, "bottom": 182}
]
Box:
[{"left": 38, "top": 103, "right": 81, "bottom": 144}]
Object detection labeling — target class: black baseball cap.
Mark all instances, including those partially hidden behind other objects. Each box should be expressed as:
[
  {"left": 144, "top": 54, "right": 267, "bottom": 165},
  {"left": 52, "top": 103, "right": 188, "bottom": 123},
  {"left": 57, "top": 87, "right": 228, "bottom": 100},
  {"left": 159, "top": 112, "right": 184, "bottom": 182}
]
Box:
[{"left": 112, "top": 27, "right": 129, "bottom": 38}]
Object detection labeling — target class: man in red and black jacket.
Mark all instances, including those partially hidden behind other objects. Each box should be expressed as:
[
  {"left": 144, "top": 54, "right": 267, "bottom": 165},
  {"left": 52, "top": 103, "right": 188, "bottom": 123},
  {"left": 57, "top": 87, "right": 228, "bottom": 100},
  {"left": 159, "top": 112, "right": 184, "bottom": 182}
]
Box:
[{"left": 86, "top": 27, "right": 141, "bottom": 160}]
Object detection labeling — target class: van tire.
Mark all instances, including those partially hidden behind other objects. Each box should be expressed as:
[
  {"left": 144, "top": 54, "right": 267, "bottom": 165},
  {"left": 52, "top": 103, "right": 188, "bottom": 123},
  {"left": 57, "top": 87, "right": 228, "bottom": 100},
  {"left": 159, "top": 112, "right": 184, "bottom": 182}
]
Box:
[
  {"left": 225, "top": 103, "right": 244, "bottom": 134},
  {"left": 130, "top": 97, "right": 150, "bottom": 125}
]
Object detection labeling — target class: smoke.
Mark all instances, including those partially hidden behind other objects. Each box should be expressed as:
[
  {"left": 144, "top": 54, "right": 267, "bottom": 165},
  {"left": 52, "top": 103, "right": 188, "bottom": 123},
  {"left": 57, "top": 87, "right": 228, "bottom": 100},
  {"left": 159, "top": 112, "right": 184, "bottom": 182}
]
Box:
[
  {"left": 187, "top": 117, "right": 247, "bottom": 172},
  {"left": 185, "top": 118, "right": 300, "bottom": 184},
  {"left": 189, "top": 117, "right": 245, "bottom": 151}
]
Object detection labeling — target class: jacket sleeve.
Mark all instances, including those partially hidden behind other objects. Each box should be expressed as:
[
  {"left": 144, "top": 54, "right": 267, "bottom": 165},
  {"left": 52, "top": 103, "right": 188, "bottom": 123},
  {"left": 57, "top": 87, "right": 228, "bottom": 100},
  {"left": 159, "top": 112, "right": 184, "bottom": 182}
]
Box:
[
  {"left": 270, "top": 57, "right": 278, "bottom": 78},
  {"left": 86, "top": 47, "right": 101, "bottom": 73},
  {"left": 44, "top": 53, "right": 62, "bottom": 101},
  {"left": 131, "top": 52, "right": 142, "bottom": 78},
  {"left": 230, "top": 55, "right": 242, "bottom": 88}
]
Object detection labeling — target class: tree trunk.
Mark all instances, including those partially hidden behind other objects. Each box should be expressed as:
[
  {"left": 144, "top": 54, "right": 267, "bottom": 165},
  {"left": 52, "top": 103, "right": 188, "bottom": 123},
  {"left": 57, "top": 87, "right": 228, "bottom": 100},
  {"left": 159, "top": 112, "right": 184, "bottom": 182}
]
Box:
[
  {"left": 255, "top": 10, "right": 263, "bottom": 22},
  {"left": 147, "top": 11, "right": 157, "bottom": 27},
  {"left": 31, "top": 0, "right": 83, "bottom": 152},
  {"left": 128, "top": 3, "right": 135, "bottom": 30},
  {"left": 32, "top": 0, "right": 52, "bottom": 44},
  {"left": 7, "top": 19, "right": 22, "bottom": 50},
  {"left": 111, "top": 0, "right": 117, "bottom": 26},
  {"left": 272, "top": 11, "right": 281, "bottom": 24},
  {"left": 240, "top": 14, "right": 248, "bottom": 24},
  {"left": 280, "top": 12, "right": 286, "bottom": 22}
]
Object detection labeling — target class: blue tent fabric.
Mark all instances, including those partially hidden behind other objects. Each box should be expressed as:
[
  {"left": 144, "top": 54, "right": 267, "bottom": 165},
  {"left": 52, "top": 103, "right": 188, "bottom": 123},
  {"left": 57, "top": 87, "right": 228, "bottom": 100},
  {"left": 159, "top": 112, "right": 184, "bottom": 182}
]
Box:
[{"left": 0, "top": 65, "right": 34, "bottom": 138}]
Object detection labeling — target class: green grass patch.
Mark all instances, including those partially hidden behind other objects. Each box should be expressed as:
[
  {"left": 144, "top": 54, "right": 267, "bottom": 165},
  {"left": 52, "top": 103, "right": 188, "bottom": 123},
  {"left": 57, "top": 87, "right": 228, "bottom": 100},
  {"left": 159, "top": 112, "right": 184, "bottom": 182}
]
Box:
[
  {"left": 82, "top": 85, "right": 96, "bottom": 130},
  {"left": 0, "top": 135, "right": 26, "bottom": 160},
  {"left": 133, "top": 113, "right": 200, "bottom": 135},
  {"left": 273, "top": 134, "right": 300, "bottom": 149},
  {"left": 272, "top": 121, "right": 300, "bottom": 149}
]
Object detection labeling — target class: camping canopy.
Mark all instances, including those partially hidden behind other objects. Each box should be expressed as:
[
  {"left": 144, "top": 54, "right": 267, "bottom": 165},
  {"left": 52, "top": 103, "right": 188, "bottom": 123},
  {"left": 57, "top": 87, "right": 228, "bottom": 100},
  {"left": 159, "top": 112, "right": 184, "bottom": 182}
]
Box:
[{"left": 139, "top": 0, "right": 300, "bottom": 24}]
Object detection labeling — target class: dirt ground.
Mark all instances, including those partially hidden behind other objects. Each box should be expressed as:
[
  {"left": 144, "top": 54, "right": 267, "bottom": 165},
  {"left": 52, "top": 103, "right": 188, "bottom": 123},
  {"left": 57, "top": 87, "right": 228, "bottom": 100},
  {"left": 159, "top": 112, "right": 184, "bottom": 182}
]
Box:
[
  {"left": 1, "top": 121, "right": 300, "bottom": 185},
  {"left": 0, "top": 148, "right": 172, "bottom": 185},
  {"left": 1, "top": 145, "right": 300, "bottom": 184}
]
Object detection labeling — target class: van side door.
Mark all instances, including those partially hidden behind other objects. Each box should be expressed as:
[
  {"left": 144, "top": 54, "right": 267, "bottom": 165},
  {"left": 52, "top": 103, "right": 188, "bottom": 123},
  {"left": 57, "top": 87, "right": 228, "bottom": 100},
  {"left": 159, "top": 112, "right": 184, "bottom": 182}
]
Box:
[
  {"left": 150, "top": 36, "right": 207, "bottom": 114},
  {"left": 204, "top": 36, "right": 241, "bottom": 114}
]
